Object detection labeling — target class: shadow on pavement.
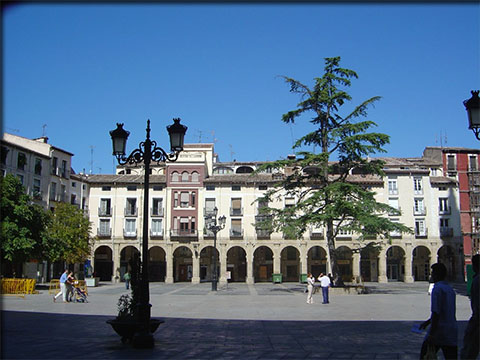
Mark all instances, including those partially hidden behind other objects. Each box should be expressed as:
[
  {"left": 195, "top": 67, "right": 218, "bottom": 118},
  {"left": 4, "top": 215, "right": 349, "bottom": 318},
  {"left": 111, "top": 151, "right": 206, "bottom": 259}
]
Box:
[{"left": 1, "top": 310, "right": 469, "bottom": 359}]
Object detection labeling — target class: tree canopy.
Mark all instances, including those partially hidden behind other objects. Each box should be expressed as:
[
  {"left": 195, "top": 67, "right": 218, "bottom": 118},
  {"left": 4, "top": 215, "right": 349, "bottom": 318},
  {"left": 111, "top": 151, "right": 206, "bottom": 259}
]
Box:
[{"left": 256, "top": 57, "right": 411, "bottom": 284}]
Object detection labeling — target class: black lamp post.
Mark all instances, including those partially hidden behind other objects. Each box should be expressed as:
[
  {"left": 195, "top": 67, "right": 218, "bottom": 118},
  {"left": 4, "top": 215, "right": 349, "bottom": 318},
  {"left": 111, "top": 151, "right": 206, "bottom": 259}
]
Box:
[
  {"left": 110, "top": 118, "right": 187, "bottom": 348},
  {"left": 205, "top": 207, "right": 226, "bottom": 291},
  {"left": 464, "top": 90, "right": 480, "bottom": 140}
]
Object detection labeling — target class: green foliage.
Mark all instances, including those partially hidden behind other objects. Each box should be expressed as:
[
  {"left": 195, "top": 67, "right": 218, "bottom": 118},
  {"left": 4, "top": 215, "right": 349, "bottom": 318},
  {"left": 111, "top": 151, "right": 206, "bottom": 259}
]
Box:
[
  {"left": 0, "top": 174, "right": 49, "bottom": 264},
  {"left": 256, "top": 57, "right": 412, "bottom": 282},
  {"left": 44, "top": 202, "right": 92, "bottom": 264}
]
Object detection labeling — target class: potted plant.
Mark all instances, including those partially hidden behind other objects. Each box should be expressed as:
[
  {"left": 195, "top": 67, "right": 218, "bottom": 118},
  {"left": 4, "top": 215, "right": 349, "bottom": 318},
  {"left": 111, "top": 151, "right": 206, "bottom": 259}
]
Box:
[{"left": 107, "top": 255, "right": 163, "bottom": 344}]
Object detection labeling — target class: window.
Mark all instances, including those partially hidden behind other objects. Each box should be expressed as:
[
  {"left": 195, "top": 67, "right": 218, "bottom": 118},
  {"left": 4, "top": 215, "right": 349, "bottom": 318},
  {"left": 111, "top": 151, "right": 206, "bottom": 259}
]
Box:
[
  {"left": 17, "top": 174, "right": 24, "bottom": 184},
  {"left": 388, "top": 198, "right": 399, "bottom": 215},
  {"left": 153, "top": 185, "right": 163, "bottom": 191},
  {"left": 413, "top": 177, "right": 423, "bottom": 195},
  {"left": 17, "top": 153, "right": 26, "bottom": 171},
  {"left": 33, "top": 179, "right": 41, "bottom": 198},
  {"left": 431, "top": 168, "right": 438, "bottom": 176},
  {"left": 231, "top": 198, "right": 242, "bottom": 216},
  {"left": 1, "top": 146, "right": 9, "bottom": 165},
  {"left": 34, "top": 158, "right": 42, "bottom": 175},
  {"left": 213, "top": 167, "right": 233, "bottom": 175},
  {"left": 389, "top": 218, "right": 401, "bottom": 237},
  {"left": 415, "top": 219, "right": 427, "bottom": 237},
  {"left": 60, "top": 185, "right": 66, "bottom": 202},
  {"left": 127, "top": 185, "right": 137, "bottom": 191},
  {"left": 180, "top": 192, "right": 190, "bottom": 208},
  {"left": 61, "top": 160, "right": 67, "bottom": 178},
  {"left": 52, "top": 157, "right": 58, "bottom": 175},
  {"left": 102, "top": 186, "right": 111, "bottom": 191},
  {"left": 439, "top": 198, "right": 450, "bottom": 214},
  {"left": 126, "top": 198, "right": 137, "bottom": 216},
  {"left": 191, "top": 192, "right": 196, "bottom": 207},
  {"left": 231, "top": 219, "right": 242, "bottom": 237},
  {"left": 50, "top": 182, "right": 57, "bottom": 201},
  {"left": 470, "top": 156, "right": 478, "bottom": 171},
  {"left": 205, "top": 198, "right": 216, "bottom": 216},
  {"left": 191, "top": 172, "right": 199, "bottom": 182},
  {"left": 232, "top": 185, "right": 241, "bottom": 191},
  {"left": 388, "top": 178, "right": 398, "bottom": 195},
  {"left": 70, "top": 194, "right": 76, "bottom": 205},
  {"left": 181, "top": 172, "right": 189, "bottom": 182},
  {"left": 171, "top": 172, "right": 180, "bottom": 182},
  {"left": 174, "top": 192, "right": 178, "bottom": 207},
  {"left": 99, "top": 198, "right": 112, "bottom": 216},
  {"left": 440, "top": 218, "right": 449, "bottom": 228},
  {"left": 72, "top": 182, "right": 77, "bottom": 188},
  {"left": 180, "top": 217, "right": 190, "bottom": 234},
  {"left": 125, "top": 219, "right": 136, "bottom": 236},
  {"left": 206, "top": 185, "right": 215, "bottom": 191},
  {"left": 285, "top": 197, "right": 295, "bottom": 208},
  {"left": 99, "top": 219, "right": 111, "bottom": 236},
  {"left": 152, "top": 198, "right": 163, "bottom": 216},
  {"left": 258, "top": 185, "right": 268, "bottom": 190},
  {"left": 447, "top": 155, "right": 456, "bottom": 171},
  {"left": 414, "top": 198, "right": 425, "bottom": 215},
  {"left": 151, "top": 219, "right": 163, "bottom": 236}
]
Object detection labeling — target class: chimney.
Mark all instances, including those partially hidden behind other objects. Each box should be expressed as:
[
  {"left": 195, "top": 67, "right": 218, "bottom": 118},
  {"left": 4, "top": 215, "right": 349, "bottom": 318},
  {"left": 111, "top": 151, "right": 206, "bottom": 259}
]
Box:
[{"left": 35, "top": 136, "right": 49, "bottom": 144}]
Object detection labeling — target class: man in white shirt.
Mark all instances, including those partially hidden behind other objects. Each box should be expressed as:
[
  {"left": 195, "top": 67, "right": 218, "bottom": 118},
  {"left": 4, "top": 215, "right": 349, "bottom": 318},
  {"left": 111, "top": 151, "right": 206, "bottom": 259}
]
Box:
[{"left": 318, "top": 273, "right": 331, "bottom": 304}]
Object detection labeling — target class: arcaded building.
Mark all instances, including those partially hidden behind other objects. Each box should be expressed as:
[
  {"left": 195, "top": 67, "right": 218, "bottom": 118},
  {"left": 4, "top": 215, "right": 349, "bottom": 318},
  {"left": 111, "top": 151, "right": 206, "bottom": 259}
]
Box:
[{"left": 87, "top": 143, "right": 465, "bottom": 284}]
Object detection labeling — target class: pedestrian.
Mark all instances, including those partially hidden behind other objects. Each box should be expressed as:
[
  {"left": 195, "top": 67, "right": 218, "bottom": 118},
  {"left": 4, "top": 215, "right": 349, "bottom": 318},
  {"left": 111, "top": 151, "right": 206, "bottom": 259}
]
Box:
[
  {"left": 460, "top": 254, "right": 479, "bottom": 360},
  {"left": 53, "top": 269, "right": 68, "bottom": 303},
  {"left": 123, "top": 271, "right": 131, "bottom": 290},
  {"left": 306, "top": 273, "right": 315, "bottom": 304},
  {"left": 427, "top": 274, "right": 435, "bottom": 295},
  {"left": 318, "top": 273, "right": 331, "bottom": 304},
  {"left": 419, "top": 263, "right": 458, "bottom": 360},
  {"left": 328, "top": 273, "right": 334, "bottom": 287},
  {"left": 65, "top": 271, "right": 75, "bottom": 302}
]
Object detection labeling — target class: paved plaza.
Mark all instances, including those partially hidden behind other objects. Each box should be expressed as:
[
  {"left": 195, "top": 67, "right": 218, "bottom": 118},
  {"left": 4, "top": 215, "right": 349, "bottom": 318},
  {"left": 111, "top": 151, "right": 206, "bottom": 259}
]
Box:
[{"left": 1, "top": 281, "right": 475, "bottom": 359}]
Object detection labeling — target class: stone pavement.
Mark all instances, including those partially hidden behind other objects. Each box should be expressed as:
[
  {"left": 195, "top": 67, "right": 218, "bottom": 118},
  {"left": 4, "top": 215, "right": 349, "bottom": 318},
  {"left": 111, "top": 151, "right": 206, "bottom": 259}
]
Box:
[{"left": 1, "top": 282, "right": 475, "bottom": 359}]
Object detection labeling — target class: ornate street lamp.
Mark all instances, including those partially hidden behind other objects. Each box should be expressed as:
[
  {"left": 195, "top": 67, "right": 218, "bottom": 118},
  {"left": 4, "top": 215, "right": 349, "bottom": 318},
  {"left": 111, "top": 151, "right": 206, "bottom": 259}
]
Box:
[
  {"left": 464, "top": 90, "right": 480, "bottom": 140},
  {"left": 205, "top": 207, "right": 226, "bottom": 291},
  {"left": 109, "top": 118, "right": 187, "bottom": 348}
]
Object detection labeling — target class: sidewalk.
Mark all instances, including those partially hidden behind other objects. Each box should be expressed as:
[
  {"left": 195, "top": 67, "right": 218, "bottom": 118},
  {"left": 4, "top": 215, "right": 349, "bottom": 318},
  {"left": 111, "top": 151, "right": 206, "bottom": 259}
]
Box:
[{"left": 1, "top": 282, "right": 474, "bottom": 359}]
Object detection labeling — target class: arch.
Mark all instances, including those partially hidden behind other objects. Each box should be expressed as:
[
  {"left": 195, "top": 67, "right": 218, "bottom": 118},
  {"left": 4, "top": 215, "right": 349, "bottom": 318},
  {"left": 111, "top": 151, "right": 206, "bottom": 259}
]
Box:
[
  {"left": 236, "top": 166, "right": 254, "bottom": 174},
  {"left": 386, "top": 246, "right": 405, "bottom": 282},
  {"left": 120, "top": 246, "right": 140, "bottom": 282},
  {"left": 148, "top": 246, "right": 166, "bottom": 282},
  {"left": 94, "top": 246, "right": 113, "bottom": 281},
  {"left": 336, "top": 246, "right": 353, "bottom": 282},
  {"left": 199, "top": 246, "right": 220, "bottom": 282},
  {"left": 227, "top": 246, "right": 247, "bottom": 282},
  {"left": 307, "top": 246, "right": 327, "bottom": 278},
  {"left": 281, "top": 246, "right": 300, "bottom": 282},
  {"left": 438, "top": 245, "right": 456, "bottom": 281},
  {"left": 253, "top": 246, "right": 273, "bottom": 282},
  {"left": 181, "top": 171, "right": 189, "bottom": 182},
  {"left": 412, "top": 246, "right": 431, "bottom": 281},
  {"left": 213, "top": 166, "right": 233, "bottom": 175},
  {"left": 173, "top": 246, "right": 193, "bottom": 282},
  {"left": 191, "top": 171, "right": 199, "bottom": 182},
  {"left": 360, "top": 243, "right": 380, "bottom": 282}
]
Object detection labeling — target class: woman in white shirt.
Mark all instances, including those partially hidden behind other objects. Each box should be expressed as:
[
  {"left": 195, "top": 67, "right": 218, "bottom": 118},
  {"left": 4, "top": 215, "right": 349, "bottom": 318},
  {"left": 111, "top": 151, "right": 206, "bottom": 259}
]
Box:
[{"left": 306, "top": 273, "right": 315, "bottom": 304}]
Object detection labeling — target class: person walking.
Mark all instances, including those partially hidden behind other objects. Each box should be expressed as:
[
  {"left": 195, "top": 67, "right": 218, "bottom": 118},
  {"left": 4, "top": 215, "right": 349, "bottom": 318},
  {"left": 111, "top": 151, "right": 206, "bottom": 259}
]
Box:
[
  {"left": 123, "top": 271, "right": 131, "bottom": 290},
  {"left": 53, "top": 269, "right": 68, "bottom": 303},
  {"left": 306, "top": 273, "right": 315, "bottom": 304},
  {"left": 419, "top": 263, "right": 458, "bottom": 360},
  {"left": 460, "top": 254, "right": 479, "bottom": 360},
  {"left": 318, "top": 273, "right": 331, "bottom": 304},
  {"left": 65, "top": 271, "right": 75, "bottom": 302}
]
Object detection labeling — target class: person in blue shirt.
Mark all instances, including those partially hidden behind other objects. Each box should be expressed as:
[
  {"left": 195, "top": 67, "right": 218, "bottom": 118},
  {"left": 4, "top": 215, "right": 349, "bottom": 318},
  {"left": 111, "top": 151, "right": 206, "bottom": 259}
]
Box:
[
  {"left": 53, "top": 269, "right": 68, "bottom": 303},
  {"left": 420, "top": 263, "right": 458, "bottom": 359}
]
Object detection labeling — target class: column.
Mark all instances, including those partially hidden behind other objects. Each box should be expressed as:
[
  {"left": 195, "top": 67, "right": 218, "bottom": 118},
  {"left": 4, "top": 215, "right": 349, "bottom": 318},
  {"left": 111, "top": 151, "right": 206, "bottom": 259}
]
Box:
[
  {"left": 273, "top": 247, "right": 281, "bottom": 275},
  {"left": 191, "top": 247, "right": 200, "bottom": 284},
  {"left": 300, "top": 243, "right": 308, "bottom": 276},
  {"left": 112, "top": 243, "right": 121, "bottom": 283},
  {"left": 404, "top": 247, "right": 414, "bottom": 283},
  {"left": 246, "top": 246, "right": 254, "bottom": 284},
  {"left": 165, "top": 244, "right": 174, "bottom": 284},
  {"left": 378, "top": 249, "right": 388, "bottom": 283},
  {"left": 352, "top": 252, "right": 360, "bottom": 281},
  {"left": 219, "top": 244, "right": 228, "bottom": 285}
]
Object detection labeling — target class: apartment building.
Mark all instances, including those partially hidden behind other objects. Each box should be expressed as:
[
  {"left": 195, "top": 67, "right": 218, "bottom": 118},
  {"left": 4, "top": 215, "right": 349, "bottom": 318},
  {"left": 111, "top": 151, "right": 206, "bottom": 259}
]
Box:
[
  {"left": 87, "top": 144, "right": 465, "bottom": 284},
  {"left": 424, "top": 147, "right": 480, "bottom": 272},
  {"left": 0, "top": 133, "right": 90, "bottom": 281}
]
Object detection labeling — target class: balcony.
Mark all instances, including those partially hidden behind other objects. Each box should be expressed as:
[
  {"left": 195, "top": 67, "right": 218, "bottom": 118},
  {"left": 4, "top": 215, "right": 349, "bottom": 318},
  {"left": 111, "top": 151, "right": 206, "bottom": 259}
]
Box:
[
  {"left": 124, "top": 208, "right": 138, "bottom": 217},
  {"left": 123, "top": 229, "right": 137, "bottom": 238},
  {"left": 150, "top": 229, "right": 164, "bottom": 239},
  {"left": 310, "top": 229, "right": 324, "bottom": 240},
  {"left": 255, "top": 229, "right": 271, "bottom": 240},
  {"left": 230, "top": 228, "right": 244, "bottom": 239},
  {"left": 439, "top": 206, "right": 451, "bottom": 215},
  {"left": 440, "top": 227, "right": 454, "bottom": 238},
  {"left": 151, "top": 208, "right": 164, "bottom": 217},
  {"left": 413, "top": 207, "right": 426, "bottom": 216},
  {"left": 230, "top": 207, "right": 243, "bottom": 216},
  {"left": 98, "top": 207, "right": 113, "bottom": 217},
  {"left": 97, "top": 228, "right": 112, "bottom": 238},
  {"left": 415, "top": 228, "right": 428, "bottom": 239},
  {"left": 170, "top": 229, "right": 198, "bottom": 242}
]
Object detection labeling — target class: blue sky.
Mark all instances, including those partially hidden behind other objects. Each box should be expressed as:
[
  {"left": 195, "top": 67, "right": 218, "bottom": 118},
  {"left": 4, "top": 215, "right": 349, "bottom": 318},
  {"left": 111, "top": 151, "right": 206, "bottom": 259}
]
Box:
[{"left": 3, "top": 3, "right": 479, "bottom": 174}]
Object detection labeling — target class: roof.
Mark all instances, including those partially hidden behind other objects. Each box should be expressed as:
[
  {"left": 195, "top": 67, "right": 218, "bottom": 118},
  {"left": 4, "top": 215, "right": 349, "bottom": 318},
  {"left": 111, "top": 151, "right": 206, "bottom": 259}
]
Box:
[
  {"left": 86, "top": 174, "right": 166, "bottom": 185},
  {"left": 429, "top": 176, "right": 458, "bottom": 186}
]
